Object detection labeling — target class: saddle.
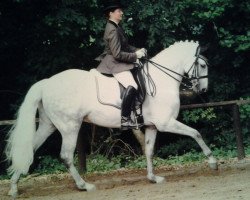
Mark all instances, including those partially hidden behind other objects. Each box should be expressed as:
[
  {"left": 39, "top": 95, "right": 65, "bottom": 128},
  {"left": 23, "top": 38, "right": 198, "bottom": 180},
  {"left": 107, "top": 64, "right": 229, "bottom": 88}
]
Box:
[{"left": 93, "top": 66, "right": 146, "bottom": 111}]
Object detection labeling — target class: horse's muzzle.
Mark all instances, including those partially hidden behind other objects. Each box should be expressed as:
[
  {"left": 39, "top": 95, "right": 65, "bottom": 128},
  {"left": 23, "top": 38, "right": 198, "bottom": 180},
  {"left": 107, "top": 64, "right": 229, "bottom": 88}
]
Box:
[{"left": 201, "top": 88, "right": 207, "bottom": 93}]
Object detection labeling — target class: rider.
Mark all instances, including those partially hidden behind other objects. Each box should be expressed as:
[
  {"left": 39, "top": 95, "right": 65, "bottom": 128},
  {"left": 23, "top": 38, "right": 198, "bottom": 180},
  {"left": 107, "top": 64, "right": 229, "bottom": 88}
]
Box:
[{"left": 96, "top": 0, "right": 146, "bottom": 130}]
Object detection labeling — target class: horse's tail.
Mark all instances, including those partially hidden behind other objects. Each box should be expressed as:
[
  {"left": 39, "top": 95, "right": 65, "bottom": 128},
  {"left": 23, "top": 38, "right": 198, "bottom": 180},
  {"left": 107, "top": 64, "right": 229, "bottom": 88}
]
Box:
[{"left": 5, "top": 80, "right": 45, "bottom": 175}]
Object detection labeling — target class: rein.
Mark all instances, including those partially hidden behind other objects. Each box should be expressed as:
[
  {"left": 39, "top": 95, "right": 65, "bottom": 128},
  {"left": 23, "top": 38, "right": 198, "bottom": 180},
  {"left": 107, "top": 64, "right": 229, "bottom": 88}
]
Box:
[{"left": 141, "top": 58, "right": 192, "bottom": 88}]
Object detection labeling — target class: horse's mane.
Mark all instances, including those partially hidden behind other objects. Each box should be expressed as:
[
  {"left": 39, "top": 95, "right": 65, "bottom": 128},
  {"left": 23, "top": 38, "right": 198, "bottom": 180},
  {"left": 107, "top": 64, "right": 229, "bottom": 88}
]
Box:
[{"left": 152, "top": 40, "right": 199, "bottom": 64}]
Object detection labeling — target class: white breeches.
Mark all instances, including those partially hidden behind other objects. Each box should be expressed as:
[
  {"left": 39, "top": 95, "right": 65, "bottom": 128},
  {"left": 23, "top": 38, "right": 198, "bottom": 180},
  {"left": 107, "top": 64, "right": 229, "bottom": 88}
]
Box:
[{"left": 113, "top": 71, "right": 138, "bottom": 89}]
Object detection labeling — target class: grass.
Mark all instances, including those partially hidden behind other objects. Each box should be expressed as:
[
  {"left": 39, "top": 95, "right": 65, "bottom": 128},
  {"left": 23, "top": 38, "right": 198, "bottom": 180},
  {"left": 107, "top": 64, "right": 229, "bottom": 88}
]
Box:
[{"left": 1, "top": 146, "right": 249, "bottom": 180}]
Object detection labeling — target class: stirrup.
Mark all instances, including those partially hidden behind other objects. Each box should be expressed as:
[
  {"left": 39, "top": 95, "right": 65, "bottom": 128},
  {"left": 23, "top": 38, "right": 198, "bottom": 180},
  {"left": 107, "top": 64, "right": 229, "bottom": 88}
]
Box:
[
  {"left": 121, "top": 116, "right": 143, "bottom": 131},
  {"left": 135, "top": 114, "right": 144, "bottom": 125}
]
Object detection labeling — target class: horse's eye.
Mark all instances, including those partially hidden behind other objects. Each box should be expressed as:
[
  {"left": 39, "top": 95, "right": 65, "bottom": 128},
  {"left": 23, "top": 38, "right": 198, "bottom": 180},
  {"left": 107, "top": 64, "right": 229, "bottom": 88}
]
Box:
[{"left": 200, "top": 64, "right": 206, "bottom": 68}]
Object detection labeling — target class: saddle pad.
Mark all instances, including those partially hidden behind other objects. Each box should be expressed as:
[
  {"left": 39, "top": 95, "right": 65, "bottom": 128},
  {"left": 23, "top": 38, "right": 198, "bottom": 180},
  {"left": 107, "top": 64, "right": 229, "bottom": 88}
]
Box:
[{"left": 90, "top": 69, "right": 122, "bottom": 109}]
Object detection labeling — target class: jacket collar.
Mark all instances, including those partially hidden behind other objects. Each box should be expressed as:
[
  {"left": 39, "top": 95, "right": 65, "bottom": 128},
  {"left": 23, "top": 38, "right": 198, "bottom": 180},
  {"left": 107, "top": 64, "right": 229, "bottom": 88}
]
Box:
[{"left": 108, "top": 20, "right": 119, "bottom": 28}]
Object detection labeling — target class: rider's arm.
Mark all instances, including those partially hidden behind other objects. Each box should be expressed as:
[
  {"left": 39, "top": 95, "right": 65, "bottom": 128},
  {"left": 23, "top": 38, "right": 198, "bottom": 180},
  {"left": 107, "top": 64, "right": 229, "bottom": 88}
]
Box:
[{"left": 108, "top": 29, "right": 137, "bottom": 62}]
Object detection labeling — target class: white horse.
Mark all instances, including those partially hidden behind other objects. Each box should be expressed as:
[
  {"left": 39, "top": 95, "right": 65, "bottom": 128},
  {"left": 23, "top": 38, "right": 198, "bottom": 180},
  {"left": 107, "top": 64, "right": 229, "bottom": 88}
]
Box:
[{"left": 5, "top": 40, "right": 217, "bottom": 198}]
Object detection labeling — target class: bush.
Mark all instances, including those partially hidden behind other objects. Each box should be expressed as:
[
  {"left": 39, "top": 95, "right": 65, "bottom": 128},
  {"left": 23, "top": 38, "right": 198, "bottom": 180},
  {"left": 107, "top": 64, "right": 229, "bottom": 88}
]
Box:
[
  {"left": 32, "top": 155, "right": 66, "bottom": 174},
  {"left": 86, "top": 154, "right": 122, "bottom": 173},
  {"left": 157, "top": 138, "right": 200, "bottom": 158}
]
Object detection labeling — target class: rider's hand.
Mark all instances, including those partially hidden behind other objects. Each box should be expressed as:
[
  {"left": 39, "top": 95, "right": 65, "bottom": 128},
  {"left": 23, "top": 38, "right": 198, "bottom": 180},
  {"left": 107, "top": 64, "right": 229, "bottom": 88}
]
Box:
[
  {"left": 141, "top": 48, "right": 147, "bottom": 55},
  {"left": 135, "top": 48, "right": 147, "bottom": 59},
  {"left": 135, "top": 59, "right": 140, "bottom": 66}
]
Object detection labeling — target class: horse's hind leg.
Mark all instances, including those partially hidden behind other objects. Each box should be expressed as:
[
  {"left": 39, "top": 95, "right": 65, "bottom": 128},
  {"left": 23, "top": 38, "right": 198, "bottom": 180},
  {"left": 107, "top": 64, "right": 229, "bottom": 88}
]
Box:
[
  {"left": 58, "top": 120, "right": 96, "bottom": 191},
  {"left": 8, "top": 171, "right": 21, "bottom": 198},
  {"left": 33, "top": 104, "right": 56, "bottom": 151},
  {"left": 132, "top": 129, "right": 145, "bottom": 154}
]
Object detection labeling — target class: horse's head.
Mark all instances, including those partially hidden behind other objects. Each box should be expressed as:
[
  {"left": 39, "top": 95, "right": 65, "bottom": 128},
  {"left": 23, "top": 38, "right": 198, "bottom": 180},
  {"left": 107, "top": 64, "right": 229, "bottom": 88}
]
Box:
[
  {"left": 186, "top": 47, "right": 209, "bottom": 94},
  {"left": 147, "top": 41, "right": 209, "bottom": 95}
]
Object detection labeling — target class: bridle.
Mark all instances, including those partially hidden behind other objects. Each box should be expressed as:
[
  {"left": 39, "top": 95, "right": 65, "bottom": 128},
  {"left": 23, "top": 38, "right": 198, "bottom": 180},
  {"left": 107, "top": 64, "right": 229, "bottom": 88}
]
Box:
[
  {"left": 138, "top": 46, "right": 209, "bottom": 96},
  {"left": 186, "top": 47, "right": 209, "bottom": 92},
  {"left": 187, "top": 47, "right": 209, "bottom": 81}
]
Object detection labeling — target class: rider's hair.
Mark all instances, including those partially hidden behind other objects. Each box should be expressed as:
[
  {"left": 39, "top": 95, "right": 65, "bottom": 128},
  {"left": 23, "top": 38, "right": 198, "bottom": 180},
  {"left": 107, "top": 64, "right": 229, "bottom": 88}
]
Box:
[{"left": 104, "top": 8, "right": 118, "bottom": 19}]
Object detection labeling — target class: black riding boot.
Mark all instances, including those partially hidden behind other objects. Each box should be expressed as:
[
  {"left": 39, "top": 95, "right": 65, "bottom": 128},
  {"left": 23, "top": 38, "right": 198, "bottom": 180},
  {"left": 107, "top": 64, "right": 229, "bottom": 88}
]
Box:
[{"left": 121, "top": 86, "right": 141, "bottom": 130}]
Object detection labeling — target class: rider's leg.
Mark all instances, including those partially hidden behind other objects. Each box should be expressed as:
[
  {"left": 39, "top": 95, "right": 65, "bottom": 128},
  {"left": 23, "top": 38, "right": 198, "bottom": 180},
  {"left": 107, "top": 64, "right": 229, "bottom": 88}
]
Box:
[
  {"left": 121, "top": 85, "right": 137, "bottom": 129},
  {"left": 113, "top": 70, "right": 138, "bottom": 89},
  {"left": 113, "top": 71, "right": 141, "bottom": 129}
]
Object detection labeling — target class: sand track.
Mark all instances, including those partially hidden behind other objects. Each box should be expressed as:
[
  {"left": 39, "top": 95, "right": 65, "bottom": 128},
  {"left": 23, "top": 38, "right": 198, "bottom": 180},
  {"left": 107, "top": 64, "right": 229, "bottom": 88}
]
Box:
[{"left": 1, "top": 159, "right": 250, "bottom": 200}]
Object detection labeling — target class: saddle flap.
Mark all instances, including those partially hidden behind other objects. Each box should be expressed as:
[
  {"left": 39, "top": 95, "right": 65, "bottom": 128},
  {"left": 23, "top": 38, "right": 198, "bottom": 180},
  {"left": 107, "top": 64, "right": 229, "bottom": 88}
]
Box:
[{"left": 92, "top": 69, "right": 122, "bottom": 109}]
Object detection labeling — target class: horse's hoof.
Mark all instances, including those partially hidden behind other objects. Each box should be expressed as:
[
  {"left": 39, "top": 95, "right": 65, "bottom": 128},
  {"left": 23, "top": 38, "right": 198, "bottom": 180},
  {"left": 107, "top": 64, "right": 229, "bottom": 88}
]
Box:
[
  {"left": 209, "top": 162, "right": 218, "bottom": 170},
  {"left": 155, "top": 176, "right": 165, "bottom": 183},
  {"left": 85, "top": 183, "right": 96, "bottom": 192},
  {"left": 8, "top": 189, "right": 18, "bottom": 199},
  {"left": 148, "top": 175, "right": 165, "bottom": 183},
  {"left": 77, "top": 182, "right": 96, "bottom": 191},
  {"left": 77, "top": 182, "right": 87, "bottom": 190},
  {"left": 208, "top": 157, "right": 218, "bottom": 170}
]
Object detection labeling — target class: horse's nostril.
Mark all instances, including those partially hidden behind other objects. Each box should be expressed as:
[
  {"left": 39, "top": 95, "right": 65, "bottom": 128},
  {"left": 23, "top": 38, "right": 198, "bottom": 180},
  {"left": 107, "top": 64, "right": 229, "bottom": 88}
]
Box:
[{"left": 201, "top": 88, "right": 207, "bottom": 93}]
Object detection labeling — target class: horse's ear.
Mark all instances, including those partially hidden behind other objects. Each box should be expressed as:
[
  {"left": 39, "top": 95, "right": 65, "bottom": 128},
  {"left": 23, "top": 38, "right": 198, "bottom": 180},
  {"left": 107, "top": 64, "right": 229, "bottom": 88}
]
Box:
[
  {"left": 199, "top": 43, "right": 210, "bottom": 54},
  {"left": 195, "top": 46, "right": 201, "bottom": 56}
]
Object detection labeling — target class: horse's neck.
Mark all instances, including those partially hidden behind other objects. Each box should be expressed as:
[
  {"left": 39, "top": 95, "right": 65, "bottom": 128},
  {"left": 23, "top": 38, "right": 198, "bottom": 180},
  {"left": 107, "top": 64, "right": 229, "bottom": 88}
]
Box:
[{"left": 147, "top": 58, "right": 184, "bottom": 92}]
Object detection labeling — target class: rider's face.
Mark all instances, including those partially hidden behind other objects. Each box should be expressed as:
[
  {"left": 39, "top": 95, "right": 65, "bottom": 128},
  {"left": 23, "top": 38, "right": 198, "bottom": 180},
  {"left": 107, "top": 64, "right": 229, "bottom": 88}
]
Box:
[{"left": 109, "top": 8, "right": 123, "bottom": 23}]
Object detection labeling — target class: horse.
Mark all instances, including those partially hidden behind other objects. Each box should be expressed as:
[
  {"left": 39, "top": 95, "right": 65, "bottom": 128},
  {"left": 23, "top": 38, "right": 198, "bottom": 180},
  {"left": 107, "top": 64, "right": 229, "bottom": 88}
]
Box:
[{"left": 5, "top": 40, "right": 217, "bottom": 198}]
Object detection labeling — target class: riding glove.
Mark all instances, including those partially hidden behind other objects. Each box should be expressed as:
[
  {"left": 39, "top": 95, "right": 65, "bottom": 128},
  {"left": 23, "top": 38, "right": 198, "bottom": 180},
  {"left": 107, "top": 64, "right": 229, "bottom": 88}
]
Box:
[{"left": 135, "top": 48, "right": 147, "bottom": 59}]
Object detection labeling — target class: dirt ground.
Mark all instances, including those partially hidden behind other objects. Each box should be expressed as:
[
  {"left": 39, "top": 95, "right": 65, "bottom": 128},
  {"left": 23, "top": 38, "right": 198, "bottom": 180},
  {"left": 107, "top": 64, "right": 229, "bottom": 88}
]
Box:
[{"left": 1, "top": 158, "right": 250, "bottom": 200}]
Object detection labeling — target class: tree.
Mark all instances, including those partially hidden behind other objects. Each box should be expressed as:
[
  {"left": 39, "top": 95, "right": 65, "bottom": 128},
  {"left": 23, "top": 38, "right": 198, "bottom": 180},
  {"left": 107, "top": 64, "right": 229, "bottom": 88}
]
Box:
[{"left": 0, "top": 0, "right": 249, "bottom": 115}]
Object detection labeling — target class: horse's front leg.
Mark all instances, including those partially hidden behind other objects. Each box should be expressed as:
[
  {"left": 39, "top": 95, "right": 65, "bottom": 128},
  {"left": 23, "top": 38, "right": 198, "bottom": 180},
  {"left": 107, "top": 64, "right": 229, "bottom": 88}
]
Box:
[
  {"left": 158, "top": 118, "right": 218, "bottom": 170},
  {"left": 145, "top": 126, "right": 165, "bottom": 183}
]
